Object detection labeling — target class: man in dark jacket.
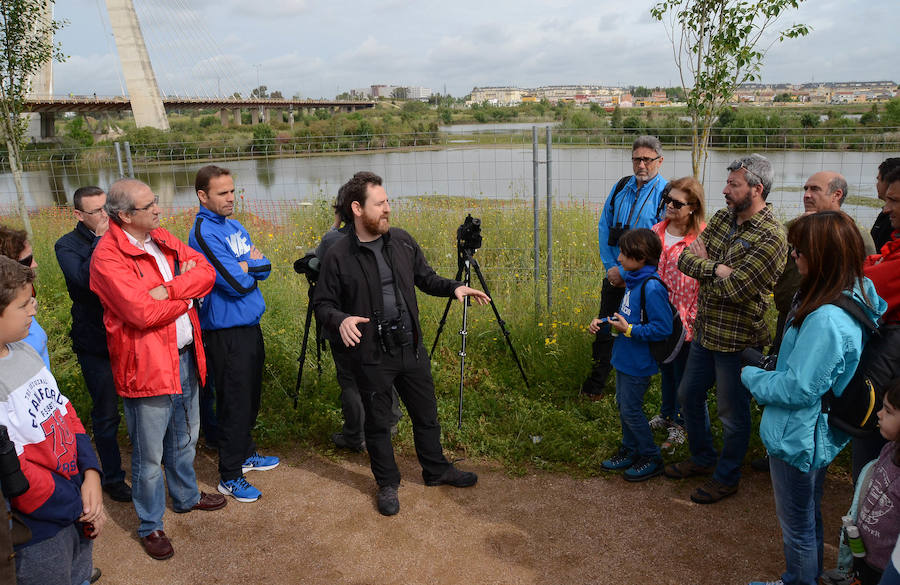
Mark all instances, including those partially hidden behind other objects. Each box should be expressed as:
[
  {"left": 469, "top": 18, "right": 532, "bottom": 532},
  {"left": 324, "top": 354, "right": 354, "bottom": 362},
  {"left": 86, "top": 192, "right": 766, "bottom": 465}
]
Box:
[
  {"left": 313, "top": 171, "right": 488, "bottom": 516},
  {"left": 54, "top": 186, "right": 131, "bottom": 503}
]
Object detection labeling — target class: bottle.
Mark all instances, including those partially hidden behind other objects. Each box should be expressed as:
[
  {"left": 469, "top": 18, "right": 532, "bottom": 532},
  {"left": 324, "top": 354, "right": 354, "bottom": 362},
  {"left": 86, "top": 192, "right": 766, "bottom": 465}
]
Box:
[
  {"left": 844, "top": 519, "right": 865, "bottom": 558},
  {"left": 609, "top": 316, "right": 620, "bottom": 337}
]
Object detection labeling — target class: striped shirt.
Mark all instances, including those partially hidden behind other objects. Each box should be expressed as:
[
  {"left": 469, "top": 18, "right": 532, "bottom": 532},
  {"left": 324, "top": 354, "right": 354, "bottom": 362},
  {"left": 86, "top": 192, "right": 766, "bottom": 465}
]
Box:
[{"left": 678, "top": 204, "right": 787, "bottom": 352}]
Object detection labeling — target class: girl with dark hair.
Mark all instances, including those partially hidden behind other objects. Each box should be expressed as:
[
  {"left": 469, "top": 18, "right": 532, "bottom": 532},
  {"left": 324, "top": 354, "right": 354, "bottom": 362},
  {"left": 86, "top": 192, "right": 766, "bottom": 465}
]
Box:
[
  {"left": 0, "top": 225, "right": 49, "bottom": 368},
  {"left": 742, "top": 211, "right": 887, "bottom": 585}
]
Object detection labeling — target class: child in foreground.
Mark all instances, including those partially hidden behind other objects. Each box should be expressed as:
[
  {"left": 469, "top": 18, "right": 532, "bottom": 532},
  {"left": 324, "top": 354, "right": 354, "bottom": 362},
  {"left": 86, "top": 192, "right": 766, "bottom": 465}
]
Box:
[
  {"left": 590, "top": 228, "right": 673, "bottom": 482},
  {"left": 0, "top": 256, "right": 104, "bottom": 585}
]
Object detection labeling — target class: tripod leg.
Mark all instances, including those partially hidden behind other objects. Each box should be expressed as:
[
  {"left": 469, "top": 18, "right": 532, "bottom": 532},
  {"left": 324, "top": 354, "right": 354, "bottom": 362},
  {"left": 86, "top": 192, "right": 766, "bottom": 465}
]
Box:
[
  {"left": 295, "top": 299, "right": 315, "bottom": 408},
  {"left": 469, "top": 256, "right": 530, "bottom": 388},
  {"left": 457, "top": 261, "right": 472, "bottom": 429},
  {"left": 431, "top": 264, "right": 465, "bottom": 356}
]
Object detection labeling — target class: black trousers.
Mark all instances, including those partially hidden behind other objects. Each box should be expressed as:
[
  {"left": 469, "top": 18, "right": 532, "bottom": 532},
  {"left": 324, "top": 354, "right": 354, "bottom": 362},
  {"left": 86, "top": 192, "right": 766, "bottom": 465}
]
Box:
[
  {"left": 76, "top": 351, "right": 126, "bottom": 485},
  {"left": 354, "top": 344, "right": 450, "bottom": 487},
  {"left": 203, "top": 324, "right": 264, "bottom": 481},
  {"left": 332, "top": 349, "right": 401, "bottom": 447},
  {"left": 583, "top": 277, "right": 627, "bottom": 393}
]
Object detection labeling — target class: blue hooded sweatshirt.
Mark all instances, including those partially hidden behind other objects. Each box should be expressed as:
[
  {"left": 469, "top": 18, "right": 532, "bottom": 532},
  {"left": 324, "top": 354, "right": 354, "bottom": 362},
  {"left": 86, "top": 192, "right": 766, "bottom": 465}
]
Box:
[{"left": 610, "top": 264, "right": 674, "bottom": 377}]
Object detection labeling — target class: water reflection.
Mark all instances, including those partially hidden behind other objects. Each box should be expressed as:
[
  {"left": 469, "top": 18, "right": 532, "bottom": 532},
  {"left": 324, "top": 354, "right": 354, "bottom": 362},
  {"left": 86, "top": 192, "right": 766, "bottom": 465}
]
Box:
[{"left": 0, "top": 146, "right": 887, "bottom": 226}]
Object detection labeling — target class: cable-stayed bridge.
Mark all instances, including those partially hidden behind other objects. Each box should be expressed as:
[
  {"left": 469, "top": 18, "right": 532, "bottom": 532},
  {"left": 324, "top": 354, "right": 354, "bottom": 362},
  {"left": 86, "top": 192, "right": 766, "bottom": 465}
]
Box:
[{"left": 26, "top": 0, "right": 373, "bottom": 139}]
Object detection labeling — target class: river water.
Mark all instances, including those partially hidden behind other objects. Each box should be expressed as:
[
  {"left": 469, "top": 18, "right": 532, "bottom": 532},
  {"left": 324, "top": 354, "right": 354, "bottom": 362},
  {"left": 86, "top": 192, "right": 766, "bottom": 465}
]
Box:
[{"left": 0, "top": 144, "right": 886, "bottom": 225}]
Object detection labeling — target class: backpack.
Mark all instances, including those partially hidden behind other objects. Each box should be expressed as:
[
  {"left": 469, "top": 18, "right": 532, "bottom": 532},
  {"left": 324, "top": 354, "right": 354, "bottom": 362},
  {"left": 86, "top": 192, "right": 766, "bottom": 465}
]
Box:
[
  {"left": 821, "top": 294, "right": 900, "bottom": 438},
  {"left": 638, "top": 275, "right": 686, "bottom": 364}
]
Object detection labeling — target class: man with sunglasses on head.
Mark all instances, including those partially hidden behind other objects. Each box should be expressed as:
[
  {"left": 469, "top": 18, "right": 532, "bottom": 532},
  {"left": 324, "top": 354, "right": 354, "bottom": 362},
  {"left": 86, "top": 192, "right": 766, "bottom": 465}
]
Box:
[
  {"left": 55, "top": 186, "right": 132, "bottom": 504},
  {"left": 89, "top": 179, "right": 227, "bottom": 560},
  {"left": 664, "top": 153, "right": 787, "bottom": 504},
  {"left": 581, "top": 135, "right": 667, "bottom": 400}
]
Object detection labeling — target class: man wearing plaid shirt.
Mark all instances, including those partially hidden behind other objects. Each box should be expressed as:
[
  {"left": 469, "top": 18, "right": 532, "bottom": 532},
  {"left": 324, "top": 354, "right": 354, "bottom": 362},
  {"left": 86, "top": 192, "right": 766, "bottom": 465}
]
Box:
[{"left": 664, "top": 154, "right": 787, "bottom": 504}]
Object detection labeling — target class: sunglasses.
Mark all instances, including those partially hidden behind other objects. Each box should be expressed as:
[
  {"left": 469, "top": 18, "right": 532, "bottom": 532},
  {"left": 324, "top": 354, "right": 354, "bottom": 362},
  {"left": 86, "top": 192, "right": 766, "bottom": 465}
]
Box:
[
  {"left": 632, "top": 156, "right": 661, "bottom": 165},
  {"left": 663, "top": 195, "right": 690, "bottom": 210},
  {"left": 727, "top": 160, "right": 764, "bottom": 184},
  {"left": 18, "top": 254, "right": 33, "bottom": 267}
]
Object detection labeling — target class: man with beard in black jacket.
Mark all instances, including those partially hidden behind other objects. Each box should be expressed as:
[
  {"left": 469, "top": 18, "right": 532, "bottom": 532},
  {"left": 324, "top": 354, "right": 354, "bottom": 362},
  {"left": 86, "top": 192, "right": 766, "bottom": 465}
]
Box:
[{"left": 313, "top": 171, "right": 488, "bottom": 516}]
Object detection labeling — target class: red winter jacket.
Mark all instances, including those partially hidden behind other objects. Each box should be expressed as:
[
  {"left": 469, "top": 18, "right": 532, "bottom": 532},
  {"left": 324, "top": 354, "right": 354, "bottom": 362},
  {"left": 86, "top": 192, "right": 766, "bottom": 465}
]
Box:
[
  {"left": 865, "top": 235, "right": 900, "bottom": 325},
  {"left": 89, "top": 222, "right": 216, "bottom": 398}
]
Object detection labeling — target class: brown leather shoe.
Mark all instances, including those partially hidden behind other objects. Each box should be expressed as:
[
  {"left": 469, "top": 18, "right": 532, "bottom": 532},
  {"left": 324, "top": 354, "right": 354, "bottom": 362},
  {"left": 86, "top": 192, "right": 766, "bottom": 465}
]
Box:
[
  {"left": 141, "top": 530, "right": 174, "bottom": 560},
  {"left": 189, "top": 492, "right": 227, "bottom": 512}
]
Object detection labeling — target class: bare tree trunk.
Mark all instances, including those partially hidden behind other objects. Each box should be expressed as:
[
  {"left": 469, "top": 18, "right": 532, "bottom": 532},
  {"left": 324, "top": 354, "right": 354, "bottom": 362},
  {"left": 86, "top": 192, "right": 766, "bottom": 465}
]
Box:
[{"left": 6, "top": 137, "right": 33, "bottom": 240}]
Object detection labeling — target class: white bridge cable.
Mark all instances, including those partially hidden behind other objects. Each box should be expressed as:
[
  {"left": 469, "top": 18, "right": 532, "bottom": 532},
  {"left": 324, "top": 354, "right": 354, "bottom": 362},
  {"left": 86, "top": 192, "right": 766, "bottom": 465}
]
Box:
[
  {"left": 94, "top": 0, "right": 128, "bottom": 97},
  {"left": 133, "top": 0, "right": 246, "bottom": 100}
]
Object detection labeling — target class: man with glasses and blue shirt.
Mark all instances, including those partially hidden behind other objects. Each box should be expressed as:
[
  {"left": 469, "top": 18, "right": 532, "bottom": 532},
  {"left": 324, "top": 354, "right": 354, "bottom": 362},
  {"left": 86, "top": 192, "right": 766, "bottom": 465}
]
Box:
[
  {"left": 581, "top": 135, "right": 667, "bottom": 399},
  {"left": 89, "top": 179, "right": 227, "bottom": 560},
  {"left": 665, "top": 154, "right": 787, "bottom": 504},
  {"left": 55, "top": 186, "right": 132, "bottom": 504}
]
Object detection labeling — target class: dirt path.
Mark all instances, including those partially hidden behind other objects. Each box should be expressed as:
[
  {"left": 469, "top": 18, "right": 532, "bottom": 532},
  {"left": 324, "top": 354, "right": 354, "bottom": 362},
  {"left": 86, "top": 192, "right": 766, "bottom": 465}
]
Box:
[{"left": 93, "top": 445, "right": 852, "bottom": 585}]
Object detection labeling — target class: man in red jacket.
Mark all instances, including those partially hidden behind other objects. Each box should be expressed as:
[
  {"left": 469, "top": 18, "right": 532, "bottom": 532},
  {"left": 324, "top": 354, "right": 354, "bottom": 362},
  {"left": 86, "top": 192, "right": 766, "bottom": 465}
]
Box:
[{"left": 90, "top": 179, "right": 226, "bottom": 561}]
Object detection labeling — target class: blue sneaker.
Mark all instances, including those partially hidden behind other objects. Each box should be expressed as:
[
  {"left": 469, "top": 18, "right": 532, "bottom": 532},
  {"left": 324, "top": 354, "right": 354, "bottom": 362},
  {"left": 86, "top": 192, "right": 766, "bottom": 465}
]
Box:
[
  {"left": 623, "top": 457, "right": 664, "bottom": 482},
  {"left": 747, "top": 581, "right": 783, "bottom": 585},
  {"left": 601, "top": 447, "right": 636, "bottom": 471},
  {"left": 217, "top": 476, "right": 261, "bottom": 503},
  {"left": 242, "top": 452, "right": 280, "bottom": 473}
]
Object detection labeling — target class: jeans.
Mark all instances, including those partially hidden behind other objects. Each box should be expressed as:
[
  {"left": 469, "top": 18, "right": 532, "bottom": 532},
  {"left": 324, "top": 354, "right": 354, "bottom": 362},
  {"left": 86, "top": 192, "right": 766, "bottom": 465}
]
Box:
[
  {"left": 123, "top": 349, "right": 201, "bottom": 537},
  {"left": 615, "top": 371, "right": 659, "bottom": 459},
  {"left": 15, "top": 523, "right": 92, "bottom": 585},
  {"left": 658, "top": 342, "right": 689, "bottom": 424},
  {"left": 677, "top": 340, "right": 751, "bottom": 486},
  {"left": 769, "top": 456, "right": 827, "bottom": 585},
  {"left": 75, "top": 351, "right": 126, "bottom": 485}
]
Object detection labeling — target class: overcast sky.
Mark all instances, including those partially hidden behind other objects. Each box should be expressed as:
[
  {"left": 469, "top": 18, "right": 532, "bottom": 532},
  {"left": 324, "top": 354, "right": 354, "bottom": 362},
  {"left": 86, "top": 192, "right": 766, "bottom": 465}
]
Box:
[{"left": 53, "top": 0, "right": 899, "bottom": 100}]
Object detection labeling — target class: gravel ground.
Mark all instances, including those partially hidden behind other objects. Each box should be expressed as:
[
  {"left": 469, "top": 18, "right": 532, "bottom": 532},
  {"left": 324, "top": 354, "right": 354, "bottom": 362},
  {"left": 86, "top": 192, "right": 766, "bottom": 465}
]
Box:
[{"left": 91, "top": 445, "right": 853, "bottom": 585}]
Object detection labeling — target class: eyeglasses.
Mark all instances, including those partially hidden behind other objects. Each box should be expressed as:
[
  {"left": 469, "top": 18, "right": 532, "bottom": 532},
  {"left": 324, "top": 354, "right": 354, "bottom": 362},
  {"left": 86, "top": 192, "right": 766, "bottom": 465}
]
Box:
[
  {"left": 727, "top": 161, "right": 764, "bottom": 185},
  {"left": 789, "top": 245, "right": 803, "bottom": 257},
  {"left": 18, "top": 254, "right": 33, "bottom": 267},
  {"left": 132, "top": 196, "right": 160, "bottom": 213},
  {"left": 663, "top": 195, "right": 690, "bottom": 210},
  {"left": 632, "top": 156, "right": 661, "bottom": 165},
  {"left": 80, "top": 207, "right": 107, "bottom": 216}
]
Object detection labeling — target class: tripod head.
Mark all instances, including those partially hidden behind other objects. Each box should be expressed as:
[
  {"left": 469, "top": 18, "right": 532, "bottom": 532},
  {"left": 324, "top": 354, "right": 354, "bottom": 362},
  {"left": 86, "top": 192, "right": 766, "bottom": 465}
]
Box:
[
  {"left": 456, "top": 214, "right": 482, "bottom": 268},
  {"left": 293, "top": 252, "right": 321, "bottom": 286}
]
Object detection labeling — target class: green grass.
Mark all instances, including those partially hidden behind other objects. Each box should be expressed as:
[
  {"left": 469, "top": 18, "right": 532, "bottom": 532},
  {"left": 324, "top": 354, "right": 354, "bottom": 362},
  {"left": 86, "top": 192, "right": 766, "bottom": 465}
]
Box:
[{"left": 8, "top": 199, "right": 774, "bottom": 477}]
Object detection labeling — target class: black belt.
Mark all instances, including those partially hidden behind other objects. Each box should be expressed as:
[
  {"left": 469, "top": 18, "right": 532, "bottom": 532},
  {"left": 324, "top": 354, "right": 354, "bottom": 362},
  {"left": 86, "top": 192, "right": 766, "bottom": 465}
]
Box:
[{"left": 178, "top": 342, "right": 194, "bottom": 355}]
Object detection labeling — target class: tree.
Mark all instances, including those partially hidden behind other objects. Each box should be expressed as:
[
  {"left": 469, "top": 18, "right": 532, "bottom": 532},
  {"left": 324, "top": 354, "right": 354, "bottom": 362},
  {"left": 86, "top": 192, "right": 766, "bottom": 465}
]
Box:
[
  {"left": 270, "top": 90, "right": 283, "bottom": 99},
  {"left": 0, "top": 0, "right": 65, "bottom": 238},
  {"left": 390, "top": 87, "right": 408, "bottom": 100},
  {"left": 651, "top": 0, "right": 809, "bottom": 181},
  {"left": 250, "top": 85, "right": 269, "bottom": 98},
  {"left": 65, "top": 116, "right": 93, "bottom": 146}
]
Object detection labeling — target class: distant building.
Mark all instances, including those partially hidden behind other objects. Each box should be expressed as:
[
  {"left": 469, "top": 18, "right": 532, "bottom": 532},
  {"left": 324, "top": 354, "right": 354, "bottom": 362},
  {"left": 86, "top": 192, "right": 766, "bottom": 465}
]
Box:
[{"left": 406, "top": 86, "right": 433, "bottom": 100}]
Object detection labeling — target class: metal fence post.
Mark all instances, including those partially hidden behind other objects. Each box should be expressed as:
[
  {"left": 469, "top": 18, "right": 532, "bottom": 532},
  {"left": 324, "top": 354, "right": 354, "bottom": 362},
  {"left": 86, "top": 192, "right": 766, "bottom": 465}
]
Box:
[
  {"left": 546, "top": 127, "right": 553, "bottom": 310},
  {"left": 114, "top": 142, "right": 124, "bottom": 178},
  {"left": 532, "top": 126, "right": 540, "bottom": 310},
  {"left": 124, "top": 141, "right": 134, "bottom": 177}
]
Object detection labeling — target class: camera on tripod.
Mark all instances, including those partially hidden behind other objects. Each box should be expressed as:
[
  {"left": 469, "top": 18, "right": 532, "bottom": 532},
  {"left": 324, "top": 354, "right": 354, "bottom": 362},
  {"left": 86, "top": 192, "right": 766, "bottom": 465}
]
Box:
[
  {"left": 375, "top": 312, "right": 412, "bottom": 355},
  {"left": 457, "top": 214, "right": 482, "bottom": 255},
  {"left": 293, "top": 252, "right": 321, "bottom": 283}
]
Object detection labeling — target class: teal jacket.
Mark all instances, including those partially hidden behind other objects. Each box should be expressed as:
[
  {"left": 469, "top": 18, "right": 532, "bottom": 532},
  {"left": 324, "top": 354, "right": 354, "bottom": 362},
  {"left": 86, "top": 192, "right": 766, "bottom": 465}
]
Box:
[{"left": 741, "top": 278, "right": 886, "bottom": 472}]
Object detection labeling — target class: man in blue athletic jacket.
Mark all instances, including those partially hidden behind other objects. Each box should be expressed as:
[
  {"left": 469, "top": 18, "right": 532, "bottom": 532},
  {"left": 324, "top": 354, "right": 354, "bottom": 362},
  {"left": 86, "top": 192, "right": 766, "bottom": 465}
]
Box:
[{"left": 189, "top": 165, "right": 280, "bottom": 503}]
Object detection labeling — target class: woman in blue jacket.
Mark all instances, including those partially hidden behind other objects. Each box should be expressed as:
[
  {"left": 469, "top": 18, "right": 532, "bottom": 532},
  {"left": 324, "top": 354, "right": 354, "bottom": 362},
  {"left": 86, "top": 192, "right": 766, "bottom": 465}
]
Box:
[{"left": 742, "top": 212, "right": 887, "bottom": 585}]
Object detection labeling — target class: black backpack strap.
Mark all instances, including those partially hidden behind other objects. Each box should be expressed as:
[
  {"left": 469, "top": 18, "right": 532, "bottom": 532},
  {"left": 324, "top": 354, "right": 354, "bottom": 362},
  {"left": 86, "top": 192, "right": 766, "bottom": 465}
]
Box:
[
  {"left": 607, "top": 175, "right": 632, "bottom": 220},
  {"left": 639, "top": 275, "right": 669, "bottom": 324},
  {"left": 830, "top": 295, "right": 878, "bottom": 335}
]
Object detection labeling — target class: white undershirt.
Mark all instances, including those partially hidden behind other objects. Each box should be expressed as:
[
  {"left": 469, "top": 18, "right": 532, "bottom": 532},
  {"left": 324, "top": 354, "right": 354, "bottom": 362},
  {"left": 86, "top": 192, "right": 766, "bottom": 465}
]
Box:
[
  {"left": 124, "top": 231, "right": 194, "bottom": 349},
  {"left": 664, "top": 227, "right": 686, "bottom": 248}
]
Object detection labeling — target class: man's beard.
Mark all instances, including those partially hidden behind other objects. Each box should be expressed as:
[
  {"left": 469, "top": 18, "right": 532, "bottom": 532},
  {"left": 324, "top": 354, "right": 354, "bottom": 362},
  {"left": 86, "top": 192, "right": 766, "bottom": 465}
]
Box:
[
  {"left": 362, "top": 213, "right": 389, "bottom": 235},
  {"left": 728, "top": 191, "right": 752, "bottom": 213}
]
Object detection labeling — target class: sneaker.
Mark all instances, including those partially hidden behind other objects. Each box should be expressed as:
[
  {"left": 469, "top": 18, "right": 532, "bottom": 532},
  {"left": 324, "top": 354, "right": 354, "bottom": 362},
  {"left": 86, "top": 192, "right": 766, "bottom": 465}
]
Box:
[
  {"left": 648, "top": 414, "right": 668, "bottom": 430},
  {"left": 747, "top": 581, "right": 784, "bottom": 585},
  {"left": 376, "top": 484, "right": 400, "bottom": 516},
  {"left": 661, "top": 424, "right": 686, "bottom": 454},
  {"left": 601, "top": 447, "right": 636, "bottom": 471},
  {"left": 217, "top": 476, "right": 261, "bottom": 503},
  {"left": 691, "top": 478, "right": 739, "bottom": 504},
  {"left": 424, "top": 466, "right": 478, "bottom": 487},
  {"left": 241, "top": 452, "right": 280, "bottom": 473},
  {"left": 331, "top": 432, "right": 366, "bottom": 453},
  {"left": 664, "top": 459, "right": 715, "bottom": 479},
  {"left": 623, "top": 457, "right": 664, "bottom": 482}
]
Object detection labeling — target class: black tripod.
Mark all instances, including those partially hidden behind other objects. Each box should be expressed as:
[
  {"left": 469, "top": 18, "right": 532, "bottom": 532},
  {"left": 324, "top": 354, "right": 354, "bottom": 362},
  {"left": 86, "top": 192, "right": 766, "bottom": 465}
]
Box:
[
  {"left": 432, "top": 247, "right": 529, "bottom": 428},
  {"left": 293, "top": 253, "right": 323, "bottom": 408}
]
